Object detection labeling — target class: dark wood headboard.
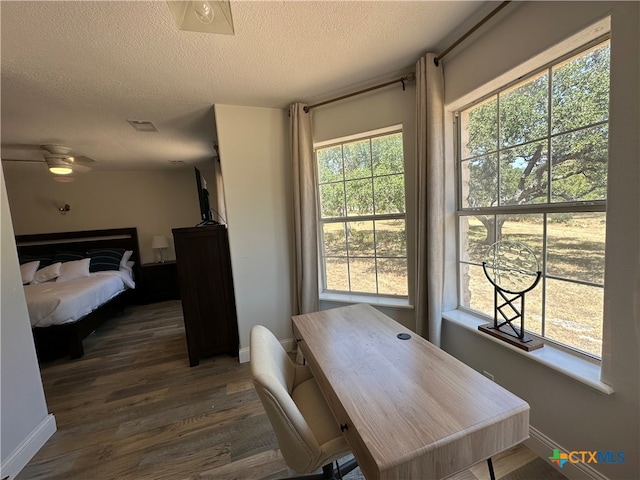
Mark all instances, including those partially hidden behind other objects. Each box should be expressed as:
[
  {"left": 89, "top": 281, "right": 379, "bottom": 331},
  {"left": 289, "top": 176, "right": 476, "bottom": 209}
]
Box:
[{"left": 15, "top": 227, "right": 141, "bottom": 268}]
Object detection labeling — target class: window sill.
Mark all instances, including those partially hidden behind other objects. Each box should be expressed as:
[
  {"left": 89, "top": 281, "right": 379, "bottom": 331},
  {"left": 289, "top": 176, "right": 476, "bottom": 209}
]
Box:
[
  {"left": 319, "top": 292, "right": 413, "bottom": 310},
  {"left": 442, "top": 309, "right": 614, "bottom": 395}
]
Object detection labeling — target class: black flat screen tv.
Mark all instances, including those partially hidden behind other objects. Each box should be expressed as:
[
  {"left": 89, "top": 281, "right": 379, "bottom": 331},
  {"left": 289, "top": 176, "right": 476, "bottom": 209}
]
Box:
[{"left": 194, "top": 167, "right": 215, "bottom": 225}]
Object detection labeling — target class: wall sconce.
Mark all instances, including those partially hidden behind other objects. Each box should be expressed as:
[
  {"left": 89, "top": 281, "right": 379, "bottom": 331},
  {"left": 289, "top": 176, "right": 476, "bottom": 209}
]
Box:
[
  {"left": 151, "top": 235, "right": 170, "bottom": 263},
  {"left": 59, "top": 203, "right": 71, "bottom": 215}
]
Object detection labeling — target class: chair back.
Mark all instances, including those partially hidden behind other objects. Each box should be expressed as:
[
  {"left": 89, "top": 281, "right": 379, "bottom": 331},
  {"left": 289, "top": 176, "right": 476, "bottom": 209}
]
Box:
[{"left": 250, "top": 325, "right": 322, "bottom": 472}]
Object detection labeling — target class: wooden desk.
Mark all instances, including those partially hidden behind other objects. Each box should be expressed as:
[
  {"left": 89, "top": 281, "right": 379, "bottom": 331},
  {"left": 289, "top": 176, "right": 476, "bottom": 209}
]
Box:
[{"left": 292, "top": 304, "right": 529, "bottom": 480}]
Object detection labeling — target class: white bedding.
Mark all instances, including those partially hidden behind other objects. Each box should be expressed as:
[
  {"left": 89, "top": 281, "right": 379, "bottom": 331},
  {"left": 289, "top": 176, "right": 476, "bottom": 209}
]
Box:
[{"left": 24, "top": 271, "right": 135, "bottom": 328}]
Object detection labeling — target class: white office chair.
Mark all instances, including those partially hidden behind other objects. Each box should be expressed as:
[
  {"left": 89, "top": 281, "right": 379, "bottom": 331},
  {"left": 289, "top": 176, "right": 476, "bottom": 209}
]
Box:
[{"left": 250, "top": 325, "right": 358, "bottom": 479}]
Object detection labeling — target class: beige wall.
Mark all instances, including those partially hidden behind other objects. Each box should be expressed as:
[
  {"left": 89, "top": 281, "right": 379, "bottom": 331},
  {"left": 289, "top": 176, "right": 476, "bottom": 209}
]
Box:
[
  {"left": 3, "top": 164, "right": 206, "bottom": 264},
  {"left": 213, "top": 104, "right": 293, "bottom": 354},
  {"left": 441, "top": 2, "right": 639, "bottom": 479},
  {"left": 312, "top": 85, "right": 417, "bottom": 330},
  {"left": 1, "top": 165, "right": 56, "bottom": 476}
]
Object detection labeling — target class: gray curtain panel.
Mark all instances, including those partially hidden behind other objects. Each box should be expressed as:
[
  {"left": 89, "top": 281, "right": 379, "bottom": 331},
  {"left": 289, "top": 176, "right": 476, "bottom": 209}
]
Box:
[
  {"left": 290, "top": 103, "right": 319, "bottom": 314},
  {"left": 415, "top": 53, "right": 445, "bottom": 345}
]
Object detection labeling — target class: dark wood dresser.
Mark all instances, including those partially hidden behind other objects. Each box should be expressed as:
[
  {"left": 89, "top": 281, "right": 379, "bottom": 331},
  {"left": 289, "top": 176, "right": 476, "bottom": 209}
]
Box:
[{"left": 172, "top": 224, "right": 239, "bottom": 366}]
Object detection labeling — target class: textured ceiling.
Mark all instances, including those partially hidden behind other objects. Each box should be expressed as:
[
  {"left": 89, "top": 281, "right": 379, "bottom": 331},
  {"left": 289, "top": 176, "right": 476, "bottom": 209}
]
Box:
[{"left": 1, "top": 0, "right": 488, "bottom": 173}]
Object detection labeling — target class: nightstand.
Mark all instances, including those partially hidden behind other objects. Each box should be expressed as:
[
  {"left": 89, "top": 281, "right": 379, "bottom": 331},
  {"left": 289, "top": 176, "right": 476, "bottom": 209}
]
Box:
[{"left": 137, "top": 261, "right": 180, "bottom": 304}]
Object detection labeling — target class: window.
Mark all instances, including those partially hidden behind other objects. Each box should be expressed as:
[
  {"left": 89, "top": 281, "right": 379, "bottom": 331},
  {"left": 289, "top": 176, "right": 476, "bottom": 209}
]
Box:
[
  {"left": 456, "top": 39, "right": 610, "bottom": 358},
  {"left": 315, "top": 127, "right": 408, "bottom": 298}
]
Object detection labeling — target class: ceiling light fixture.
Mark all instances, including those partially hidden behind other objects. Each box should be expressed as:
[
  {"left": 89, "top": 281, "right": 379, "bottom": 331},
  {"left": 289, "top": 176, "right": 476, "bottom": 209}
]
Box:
[
  {"left": 49, "top": 166, "right": 72, "bottom": 175},
  {"left": 166, "top": 1, "right": 234, "bottom": 35},
  {"left": 46, "top": 155, "right": 73, "bottom": 175},
  {"left": 194, "top": 1, "right": 214, "bottom": 24}
]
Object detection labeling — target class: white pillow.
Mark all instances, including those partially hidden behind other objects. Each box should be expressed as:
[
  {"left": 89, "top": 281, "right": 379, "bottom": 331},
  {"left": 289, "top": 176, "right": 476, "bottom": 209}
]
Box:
[
  {"left": 120, "top": 260, "right": 135, "bottom": 278},
  {"left": 56, "top": 258, "right": 91, "bottom": 283},
  {"left": 120, "top": 250, "right": 133, "bottom": 267},
  {"left": 31, "top": 262, "right": 62, "bottom": 284},
  {"left": 20, "top": 261, "right": 40, "bottom": 284}
]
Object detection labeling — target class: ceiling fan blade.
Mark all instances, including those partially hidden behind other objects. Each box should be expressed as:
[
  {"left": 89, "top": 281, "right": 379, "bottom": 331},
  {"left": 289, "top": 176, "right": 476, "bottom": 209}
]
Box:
[
  {"left": 1, "top": 158, "right": 44, "bottom": 163},
  {"left": 72, "top": 163, "right": 92, "bottom": 172},
  {"left": 1, "top": 143, "right": 45, "bottom": 151},
  {"left": 74, "top": 155, "right": 96, "bottom": 164},
  {"left": 2, "top": 145, "right": 97, "bottom": 174}
]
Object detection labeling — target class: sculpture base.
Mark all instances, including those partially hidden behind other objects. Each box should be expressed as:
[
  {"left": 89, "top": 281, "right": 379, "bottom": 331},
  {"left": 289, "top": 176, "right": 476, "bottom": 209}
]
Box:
[{"left": 478, "top": 323, "right": 544, "bottom": 352}]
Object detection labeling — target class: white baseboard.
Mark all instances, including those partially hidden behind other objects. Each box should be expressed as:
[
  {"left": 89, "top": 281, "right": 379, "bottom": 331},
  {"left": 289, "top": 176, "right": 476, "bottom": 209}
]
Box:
[
  {"left": 526, "top": 426, "right": 609, "bottom": 480},
  {"left": 0, "top": 413, "right": 56, "bottom": 480},
  {"left": 239, "top": 337, "right": 295, "bottom": 363}
]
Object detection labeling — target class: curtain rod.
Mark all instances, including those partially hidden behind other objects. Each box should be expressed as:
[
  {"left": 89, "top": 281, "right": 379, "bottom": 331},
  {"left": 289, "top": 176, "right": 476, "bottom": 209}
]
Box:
[
  {"left": 301, "top": 1, "right": 510, "bottom": 112},
  {"left": 304, "top": 73, "right": 415, "bottom": 112},
  {"left": 434, "top": 0, "right": 512, "bottom": 66}
]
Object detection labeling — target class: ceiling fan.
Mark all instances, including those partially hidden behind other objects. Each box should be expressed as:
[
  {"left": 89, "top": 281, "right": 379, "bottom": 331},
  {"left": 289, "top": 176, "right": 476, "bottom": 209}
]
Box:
[{"left": 1, "top": 144, "right": 96, "bottom": 176}]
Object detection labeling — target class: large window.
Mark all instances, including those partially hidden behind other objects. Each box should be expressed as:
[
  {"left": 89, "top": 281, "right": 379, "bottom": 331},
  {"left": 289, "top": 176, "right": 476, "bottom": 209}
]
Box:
[
  {"left": 457, "top": 39, "right": 610, "bottom": 358},
  {"left": 315, "top": 127, "right": 408, "bottom": 298}
]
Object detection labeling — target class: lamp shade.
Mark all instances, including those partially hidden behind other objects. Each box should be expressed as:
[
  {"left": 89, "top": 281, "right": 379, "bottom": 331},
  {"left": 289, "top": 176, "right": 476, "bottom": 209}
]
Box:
[{"left": 151, "top": 235, "right": 169, "bottom": 249}]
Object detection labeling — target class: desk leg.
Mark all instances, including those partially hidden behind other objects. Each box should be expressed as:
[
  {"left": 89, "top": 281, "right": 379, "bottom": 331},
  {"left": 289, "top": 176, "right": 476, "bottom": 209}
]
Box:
[{"left": 487, "top": 458, "right": 496, "bottom": 480}]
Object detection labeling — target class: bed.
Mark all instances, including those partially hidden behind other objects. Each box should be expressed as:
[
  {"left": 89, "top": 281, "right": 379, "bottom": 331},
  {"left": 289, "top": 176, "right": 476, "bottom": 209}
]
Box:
[{"left": 16, "top": 227, "right": 140, "bottom": 361}]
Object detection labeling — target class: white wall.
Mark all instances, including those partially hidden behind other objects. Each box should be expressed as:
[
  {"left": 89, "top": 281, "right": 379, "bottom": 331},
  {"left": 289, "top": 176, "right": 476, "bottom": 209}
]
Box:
[
  {"left": 213, "top": 104, "right": 294, "bottom": 356},
  {"left": 312, "top": 85, "right": 417, "bottom": 330},
  {"left": 441, "top": 2, "right": 639, "bottom": 479},
  {"left": 3, "top": 165, "right": 205, "bottom": 264},
  {"left": 0, "top": 165, "right": 56, "bottom": 479}
]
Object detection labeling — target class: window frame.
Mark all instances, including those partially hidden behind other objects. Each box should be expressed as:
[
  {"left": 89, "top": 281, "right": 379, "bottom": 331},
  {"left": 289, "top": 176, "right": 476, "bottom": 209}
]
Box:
[
  {"left": 454, "top": 35, "right": 610, "bottom": 360},
  {"left": 314, "top": 124, "right": 409, "bottom": 300}
]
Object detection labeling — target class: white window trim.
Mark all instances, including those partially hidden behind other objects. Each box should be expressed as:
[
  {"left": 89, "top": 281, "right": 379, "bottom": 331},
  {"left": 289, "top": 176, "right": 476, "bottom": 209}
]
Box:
[
  {"left": 314, "top": 124, "right": 402, "bottom": 149},
  {"left": 442, "top": 17, "right": 613, "bottom": 392},
  {"left": 319, "top": 291, "right": 412, "bottom": 309},
  {"left": 454, "top": 39, "right": 609, "bottom": 358},
  {"left": 314, "top": 125, "right": 409, "bottom": 300}
]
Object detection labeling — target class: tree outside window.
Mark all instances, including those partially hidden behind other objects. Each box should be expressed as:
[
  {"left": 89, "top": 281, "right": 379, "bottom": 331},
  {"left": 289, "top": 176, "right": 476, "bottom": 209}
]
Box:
[
  {"left": 458, "top": 39, "right": 610, "bottom": 358},
  {"left": 316, "top": 129, "right": 408, "bottom": 297}
]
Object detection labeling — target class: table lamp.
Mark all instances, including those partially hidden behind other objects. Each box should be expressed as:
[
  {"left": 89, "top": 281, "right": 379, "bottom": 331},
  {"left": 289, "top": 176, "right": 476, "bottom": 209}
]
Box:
[{"left": 151, "top": 235, "right": 169, "bottom": 263}]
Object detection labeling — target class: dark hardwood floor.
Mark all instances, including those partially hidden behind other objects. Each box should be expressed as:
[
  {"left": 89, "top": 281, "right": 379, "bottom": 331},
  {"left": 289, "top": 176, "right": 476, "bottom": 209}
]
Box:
[{"left": 18, "top": 300, "right": 566, "bottom": 480}]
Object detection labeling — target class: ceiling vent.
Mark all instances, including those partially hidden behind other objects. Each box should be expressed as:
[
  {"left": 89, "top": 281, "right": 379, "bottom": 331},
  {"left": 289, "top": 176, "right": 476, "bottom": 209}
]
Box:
[
  {"left": 169, "top": 160, "right": 186, "bottom": 166},
  {"left": 127, "top": 120, "right": 158, "bottom": 132}
]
